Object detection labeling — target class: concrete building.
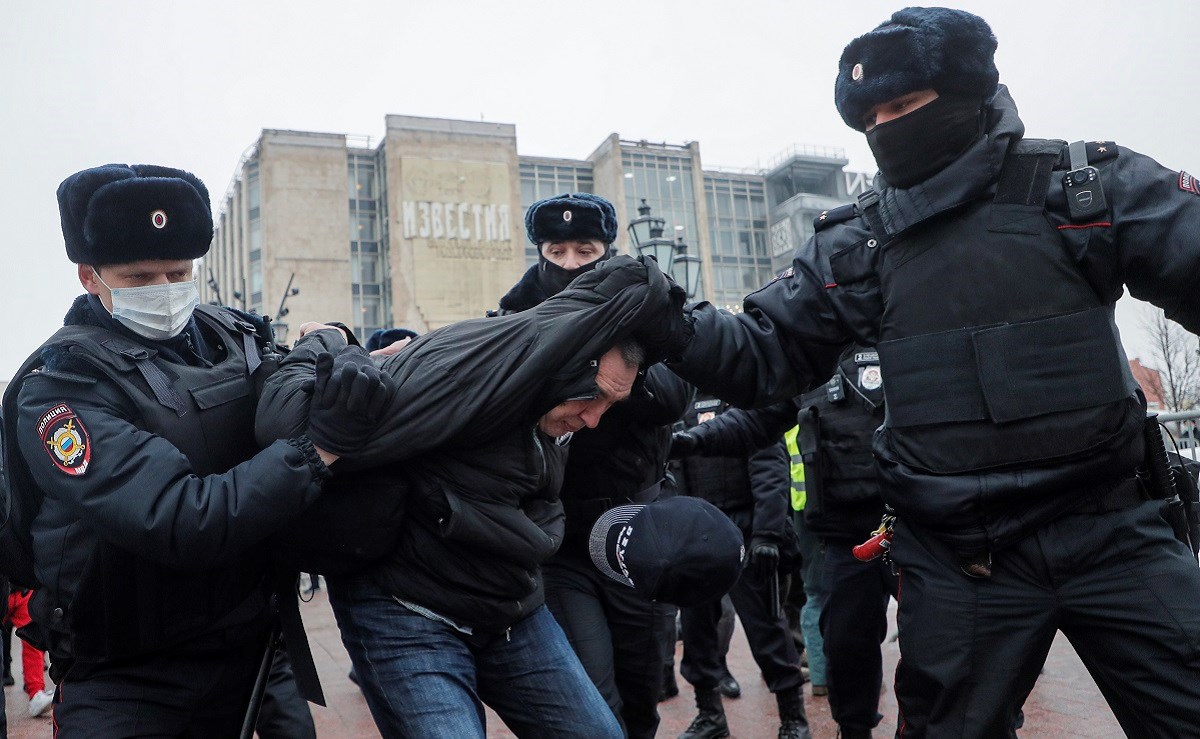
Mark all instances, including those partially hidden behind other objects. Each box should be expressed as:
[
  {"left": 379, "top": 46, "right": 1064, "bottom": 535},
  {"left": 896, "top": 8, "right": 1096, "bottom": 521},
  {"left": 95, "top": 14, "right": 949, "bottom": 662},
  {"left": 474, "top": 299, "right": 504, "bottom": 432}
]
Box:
[{"left": 201, "top": 115, "right": 870, "bottom": 341}]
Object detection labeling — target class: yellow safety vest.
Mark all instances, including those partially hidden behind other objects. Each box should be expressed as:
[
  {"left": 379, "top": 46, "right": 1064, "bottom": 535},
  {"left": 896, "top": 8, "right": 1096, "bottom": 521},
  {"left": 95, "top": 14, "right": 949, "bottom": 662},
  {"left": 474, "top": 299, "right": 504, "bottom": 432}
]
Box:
[{"left": 784, "top": 425, "right": 806, "bottom": 511}]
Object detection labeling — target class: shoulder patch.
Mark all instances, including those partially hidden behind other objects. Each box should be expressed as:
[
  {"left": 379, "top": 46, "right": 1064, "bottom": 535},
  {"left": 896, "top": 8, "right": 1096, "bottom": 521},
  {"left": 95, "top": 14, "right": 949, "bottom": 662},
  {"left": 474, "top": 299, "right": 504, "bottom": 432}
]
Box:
[
  {"left": 1180, "top": 172, "right": 1200, "bottom": 197},
  {"left": 813, "top": 204, "right": 857, "bottom": 233},
  {"left": 37, "top": 404, "right": 92, "bottom": 476},
  {"left": 1085, "top": 140, "right": 1119, "bottom": 164}
]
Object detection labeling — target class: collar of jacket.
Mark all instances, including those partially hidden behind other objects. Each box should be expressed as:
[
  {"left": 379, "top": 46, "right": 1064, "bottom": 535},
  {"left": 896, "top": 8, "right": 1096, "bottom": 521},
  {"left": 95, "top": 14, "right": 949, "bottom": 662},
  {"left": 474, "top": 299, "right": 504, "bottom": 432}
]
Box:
[
  {"left": 870, "top": 85, "right": 1026, "bottom": 238},
  {"left": 498, "top": 264, "right": 552, "bottom": 313},
  {"left": 62, "top": 293, "right": 210, "bottom": 366}
]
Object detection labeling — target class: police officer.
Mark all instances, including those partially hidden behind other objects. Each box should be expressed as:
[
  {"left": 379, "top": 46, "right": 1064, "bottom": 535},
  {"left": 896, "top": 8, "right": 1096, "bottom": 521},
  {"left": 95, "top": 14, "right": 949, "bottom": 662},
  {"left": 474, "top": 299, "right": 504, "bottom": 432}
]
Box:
[
  {"left": 666, "top": 7, "right": 1200, "bottom": 736},
  {"left": 496, "top": 193, "right": 692, "bottom": 738},
  {"left": 5, "top": 164, "right": 388, "bottom": 735},
  {"left": 671, "top": 395, "right": 808, "bottom": 739}
]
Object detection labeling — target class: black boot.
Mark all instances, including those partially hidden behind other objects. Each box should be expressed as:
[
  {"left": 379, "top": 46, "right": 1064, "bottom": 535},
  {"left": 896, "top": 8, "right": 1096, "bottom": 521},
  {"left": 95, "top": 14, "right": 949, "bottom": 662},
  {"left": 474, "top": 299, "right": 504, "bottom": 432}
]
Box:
[
  {"left": 678, "top": 688, "right": 729, "bottom": 739},
  {"left": 776, "top": 686, "right": 811, "bottom": 739},
  {"left": 838, "top": 726, "right": 872, "bottom": 739}
]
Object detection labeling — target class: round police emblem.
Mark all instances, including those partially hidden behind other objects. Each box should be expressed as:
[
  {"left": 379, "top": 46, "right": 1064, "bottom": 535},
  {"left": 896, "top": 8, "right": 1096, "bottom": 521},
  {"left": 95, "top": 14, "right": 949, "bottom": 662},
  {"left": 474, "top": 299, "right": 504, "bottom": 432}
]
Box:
[
  {"left": 151, "top": 209, "right": 168, "bottom": 229},
  {"left": 563, "top": 209, "right": 573, "bottom": 222},
  {"left": 859, "top": 365, "right": 883, "bottom": 391},
  {"left": 852, "top": 63, "right": 864, "bottom": 82},
  {"left": 37, "top": 404, "right": 91, "bottom": 476}
]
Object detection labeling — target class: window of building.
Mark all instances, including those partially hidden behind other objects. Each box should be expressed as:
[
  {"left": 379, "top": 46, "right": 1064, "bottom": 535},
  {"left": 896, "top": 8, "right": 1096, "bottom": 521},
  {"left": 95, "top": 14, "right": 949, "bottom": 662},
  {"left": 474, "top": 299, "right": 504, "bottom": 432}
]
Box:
[
  {"left": 348, "top": 154, "right": 389, "bottom": 337},
  {"left": 704, "top": 174, "right": 772, "bottom": 307}
]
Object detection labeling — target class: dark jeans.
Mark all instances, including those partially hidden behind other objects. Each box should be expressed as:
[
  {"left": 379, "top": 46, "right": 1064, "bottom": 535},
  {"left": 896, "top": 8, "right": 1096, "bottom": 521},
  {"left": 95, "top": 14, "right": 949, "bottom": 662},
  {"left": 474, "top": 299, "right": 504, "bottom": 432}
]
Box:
[
  {"left": 329, "top": 575, "right": 621, "bottom": 739},
  {"left": 681, "top": 507, "right": 805, "bottom": 694},
  {"left": 52, "top": 641, "right": 262, "bottom": 737},
  {"left": 820, "top": 537, "right": 897, "bottom": 730},
  {"left": 543, "top": 556, "right": 669, "bottom": 739},
  {"left": 892, "top": 499, "right": 1200, "bottom": 738}
]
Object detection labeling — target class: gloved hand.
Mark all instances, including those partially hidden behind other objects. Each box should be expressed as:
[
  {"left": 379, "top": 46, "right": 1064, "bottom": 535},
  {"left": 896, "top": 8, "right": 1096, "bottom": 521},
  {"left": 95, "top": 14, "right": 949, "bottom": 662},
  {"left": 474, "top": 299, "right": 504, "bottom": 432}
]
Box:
[
  {"left": 633, "top": 257, "right": 694, "bottom": 363},
  {"left": 306, "top": 346, "right": 396, "bottom": 457},
  {"left": 748, "top": 537, "right": 780, "bottom": 581},
  {"left": 669, "top": 431, "right": 702, "bottom": 459}
]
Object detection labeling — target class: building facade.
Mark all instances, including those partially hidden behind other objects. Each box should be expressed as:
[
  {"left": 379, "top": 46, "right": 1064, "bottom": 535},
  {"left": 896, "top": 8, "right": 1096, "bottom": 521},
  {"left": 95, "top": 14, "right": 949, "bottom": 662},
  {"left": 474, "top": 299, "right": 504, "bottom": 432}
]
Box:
[{"left": 201, "top": 115, "right": 870, "bottom": 341}]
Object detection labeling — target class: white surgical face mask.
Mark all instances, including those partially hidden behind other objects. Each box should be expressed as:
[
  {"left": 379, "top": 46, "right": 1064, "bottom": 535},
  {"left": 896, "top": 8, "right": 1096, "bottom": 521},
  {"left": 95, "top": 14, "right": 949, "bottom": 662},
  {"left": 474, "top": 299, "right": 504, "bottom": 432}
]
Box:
[{"left": 94, "top": 270, "right": 199, "bottom": 341}]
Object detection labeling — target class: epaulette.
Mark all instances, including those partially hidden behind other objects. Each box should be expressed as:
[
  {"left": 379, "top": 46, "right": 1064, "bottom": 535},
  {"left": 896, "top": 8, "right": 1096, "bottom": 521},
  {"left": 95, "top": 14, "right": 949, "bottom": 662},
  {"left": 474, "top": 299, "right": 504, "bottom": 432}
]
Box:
[
  {"left": 29, "top": 367, "right": 97, "bottom": 386},
  {"left": 1057, "top": 140, "right": 1119, "bottom": 168},
  {"left": 814, "top": 203, "right": 857, "bottom": 232}
]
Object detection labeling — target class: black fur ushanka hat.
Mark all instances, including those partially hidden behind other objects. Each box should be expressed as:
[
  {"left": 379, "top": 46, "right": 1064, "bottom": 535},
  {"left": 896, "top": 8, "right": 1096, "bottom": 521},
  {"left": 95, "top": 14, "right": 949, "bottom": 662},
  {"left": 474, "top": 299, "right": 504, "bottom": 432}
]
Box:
[
  {"left": 524, "top": 192, "right": 618, "bottom": 246},
  {"left": 835, "top": 7, "right": 999, "bottom": 131},
  {"left": 57, "top": 163, "right": 213, "bottom": 265}
]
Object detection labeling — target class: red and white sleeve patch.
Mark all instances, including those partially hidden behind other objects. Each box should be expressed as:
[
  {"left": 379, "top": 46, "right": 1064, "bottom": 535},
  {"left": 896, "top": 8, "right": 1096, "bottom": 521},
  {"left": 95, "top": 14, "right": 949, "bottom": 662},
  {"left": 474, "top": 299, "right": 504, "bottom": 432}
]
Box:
[
  {"left": 37, "top": 404, "right": 91, "bottom": 476},
  {"left": 1179, "top": 171, "right": 1200, "bottom": 196}
]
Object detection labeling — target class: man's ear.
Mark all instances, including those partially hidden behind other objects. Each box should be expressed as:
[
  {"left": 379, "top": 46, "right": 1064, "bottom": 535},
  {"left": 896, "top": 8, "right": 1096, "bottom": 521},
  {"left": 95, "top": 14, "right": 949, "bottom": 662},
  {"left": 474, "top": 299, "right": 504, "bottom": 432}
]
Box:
[{"left": 78, "top": 264, "right": 102, "bottom": 295}]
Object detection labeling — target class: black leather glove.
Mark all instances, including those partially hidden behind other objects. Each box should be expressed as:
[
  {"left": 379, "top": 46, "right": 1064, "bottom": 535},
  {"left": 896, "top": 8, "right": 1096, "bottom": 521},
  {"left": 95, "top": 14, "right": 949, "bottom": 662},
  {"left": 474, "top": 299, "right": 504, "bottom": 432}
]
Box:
[
  {"left": 633, "top": 257, "right": 695, "bottom": 363},
  {"left": 307, "top": 347, "right": 395, "bottom": 456},
  {"left": 669, "top": 431, "right": 702, "bottom": 459},
  {"left": 748, "top": 537, "right": 780, "bottom": 581}
]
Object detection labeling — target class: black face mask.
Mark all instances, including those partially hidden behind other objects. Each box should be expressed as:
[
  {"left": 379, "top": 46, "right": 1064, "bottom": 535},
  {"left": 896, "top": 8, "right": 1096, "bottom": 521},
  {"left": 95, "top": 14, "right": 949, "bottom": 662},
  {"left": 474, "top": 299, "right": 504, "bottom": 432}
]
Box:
[
  {"left": 866, "top": 95, "right": 984, "bottom": 189},
  {"left": 537, "top": 248, "right": 610, "bottom": 296}
]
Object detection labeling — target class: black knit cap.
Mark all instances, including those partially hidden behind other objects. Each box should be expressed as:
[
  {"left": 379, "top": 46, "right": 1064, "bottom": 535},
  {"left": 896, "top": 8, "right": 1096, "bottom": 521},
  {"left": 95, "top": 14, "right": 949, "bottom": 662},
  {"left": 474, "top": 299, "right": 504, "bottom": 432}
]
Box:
[
  {"left": 835, "top": 7, "right": 999, "bottom": 131},
  {"left": 57, "top": 163, "right": 213, "bottom": 266},
  {"left": 524, "top": 192, "right": 618, "bottom": 246},
  {"left": 365, "top": 327, "right": 419, "bottom": 352}
]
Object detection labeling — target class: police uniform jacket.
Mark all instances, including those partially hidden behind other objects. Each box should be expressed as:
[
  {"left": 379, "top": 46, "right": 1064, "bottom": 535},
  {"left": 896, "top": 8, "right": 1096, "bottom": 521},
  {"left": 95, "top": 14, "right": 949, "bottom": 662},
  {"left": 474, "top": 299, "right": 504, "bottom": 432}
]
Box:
[
  {"left": 8, "top": 296, "right": 330, "bottom": 662},
  {"left": 670, "top": 85, "right": 1200, "bottom": 554},
  {"left": 257, "top": 255, "right": 684, "bottom": 631},
  {"left": 497, "top": 262, "right": 693, "bottom": 561},
  {"left": 674, "top": 396, "right": 792, "bottom": 548}
]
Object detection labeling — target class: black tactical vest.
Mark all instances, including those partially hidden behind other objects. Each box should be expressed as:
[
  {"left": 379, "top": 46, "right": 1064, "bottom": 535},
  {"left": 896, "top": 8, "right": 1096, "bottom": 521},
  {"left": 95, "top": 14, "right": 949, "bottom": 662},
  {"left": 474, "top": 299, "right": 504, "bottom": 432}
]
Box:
[
  {"left": 836, "top": 140, "right": 1144, "bottom": 549},
  {"left": 12, "top": 305, "right": 273, "bottom": 659},
  {"left": 797, "top": 346, "right": 887, "bottom": 539}
]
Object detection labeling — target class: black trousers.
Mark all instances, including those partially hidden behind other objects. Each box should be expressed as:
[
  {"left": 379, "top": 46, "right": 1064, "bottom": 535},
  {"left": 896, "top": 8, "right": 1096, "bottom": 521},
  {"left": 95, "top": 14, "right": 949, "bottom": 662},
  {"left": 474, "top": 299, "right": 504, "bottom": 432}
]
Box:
[
  {"left": 820, "top": 537, "right": 898, "bottom": 730},
  {"left": 255, "top": 647, "right": 317, "bottom": 739},
  {"left": 544, "top": 555, "right": 670, "bottom": 739},
  {"left": 891, "top": 499, "right": 1200, "bottom": 738},
  {"left": 53, "top": 640, "right": 263, "bottom": 738},
  {"left": 680, "top": 507, "right": 804, "bottom": 694}
]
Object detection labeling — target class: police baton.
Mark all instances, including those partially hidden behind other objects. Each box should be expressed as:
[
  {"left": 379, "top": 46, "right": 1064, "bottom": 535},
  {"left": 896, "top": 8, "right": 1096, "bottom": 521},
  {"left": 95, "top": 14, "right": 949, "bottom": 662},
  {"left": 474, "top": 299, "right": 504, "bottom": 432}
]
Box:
[
  {"left": 768, "top": 569, "right": 782, "bottom": 621},
  {"left": 239, "top": 622, "right": 282, "bottom": 739}
]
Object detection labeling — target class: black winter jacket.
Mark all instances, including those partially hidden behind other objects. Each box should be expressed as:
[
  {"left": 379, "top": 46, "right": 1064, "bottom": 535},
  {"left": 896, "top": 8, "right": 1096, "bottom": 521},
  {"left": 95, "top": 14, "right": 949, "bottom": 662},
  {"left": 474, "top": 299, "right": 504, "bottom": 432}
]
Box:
[
  {"left": 674, "top": 396, "right": 792, "bottom": 547},
  {"left": 257, "top": 255, "right": 684, "bottom": 630},
  {"left": 10, "top": 297, "right": 328, "bottom": 660},
  {"left": 670, "top": 86, "right": 1200, "bottom": 551},
  {"left": 498, "top": 263, "right": 693, "bottom": 560}
]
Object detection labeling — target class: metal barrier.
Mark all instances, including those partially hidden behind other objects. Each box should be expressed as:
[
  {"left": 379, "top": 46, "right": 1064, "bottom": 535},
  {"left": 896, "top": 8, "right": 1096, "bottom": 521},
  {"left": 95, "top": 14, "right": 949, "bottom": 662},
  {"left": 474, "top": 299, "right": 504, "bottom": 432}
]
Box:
[{"left": 1153, "top": 409, "right": 1200, "bottom": 461}]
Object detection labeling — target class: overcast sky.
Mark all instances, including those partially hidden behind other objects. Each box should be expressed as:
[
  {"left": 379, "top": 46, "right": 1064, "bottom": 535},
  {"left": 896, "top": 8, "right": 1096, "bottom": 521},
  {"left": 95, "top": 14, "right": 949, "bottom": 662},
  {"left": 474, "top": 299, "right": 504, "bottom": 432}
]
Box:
[{"left": 2, "top": 0, "right": 1196, "bottom": 381}]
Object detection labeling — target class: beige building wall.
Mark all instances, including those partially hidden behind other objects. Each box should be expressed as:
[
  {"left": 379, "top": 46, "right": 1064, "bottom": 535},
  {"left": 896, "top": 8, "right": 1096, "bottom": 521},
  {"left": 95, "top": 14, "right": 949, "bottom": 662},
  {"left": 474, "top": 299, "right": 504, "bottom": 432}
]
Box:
[
  {"left": 381, "top": 116, "right": 524, "bottom": 330},
  {"left": 257, "top": 130, "right": 353, "bottom": 337}
]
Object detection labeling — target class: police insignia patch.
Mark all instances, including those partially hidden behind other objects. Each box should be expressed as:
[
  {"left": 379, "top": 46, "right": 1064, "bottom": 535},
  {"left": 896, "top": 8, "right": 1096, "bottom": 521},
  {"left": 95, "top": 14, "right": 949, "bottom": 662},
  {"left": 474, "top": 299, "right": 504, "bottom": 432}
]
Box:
[
  {"left": 1179, "top": 172, "right": 1200, "bottom": 197},
  {"left": 859, "top": 365, "right": 883, "bottom": 391},
  {"left": 37, "top": 404, "right": 91, "bottom": 475}
]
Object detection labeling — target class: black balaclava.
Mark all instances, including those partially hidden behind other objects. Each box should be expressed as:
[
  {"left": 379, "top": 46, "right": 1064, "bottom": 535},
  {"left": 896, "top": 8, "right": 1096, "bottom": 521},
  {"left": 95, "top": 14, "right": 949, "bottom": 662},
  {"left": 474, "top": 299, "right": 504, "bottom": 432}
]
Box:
[
  {"left": 537, "top": 245, "right": 611, "bottom": 296},
  {"left": 865, "top": 93, "right": 984, "bottom": 188}
]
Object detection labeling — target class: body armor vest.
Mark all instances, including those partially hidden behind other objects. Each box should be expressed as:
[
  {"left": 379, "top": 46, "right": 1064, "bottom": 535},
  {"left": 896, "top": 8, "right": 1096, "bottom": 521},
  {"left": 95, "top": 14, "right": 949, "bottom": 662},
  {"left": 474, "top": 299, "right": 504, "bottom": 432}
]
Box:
[
  {"left": 843, "top": 140, "right": 1144, "bottom": 548},
  {"left": 797, "top": 347, "right": 887, "bottom": 539},
  {"left": 12, "top": 305, "right": 273, "bottom": 659}
]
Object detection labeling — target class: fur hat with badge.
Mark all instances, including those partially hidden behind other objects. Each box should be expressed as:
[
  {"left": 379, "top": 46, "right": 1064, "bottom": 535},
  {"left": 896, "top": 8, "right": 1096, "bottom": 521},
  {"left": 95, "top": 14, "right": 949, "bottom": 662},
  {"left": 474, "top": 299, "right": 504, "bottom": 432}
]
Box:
[
  {"left": 58, "top": 164, "right": 213, "bottom": 265},
  {"left": 524, "top": 192, "right": 618, "bottom": 246},
  {"left": 834, "top": 7, "right": 999, "bottom": 131}
]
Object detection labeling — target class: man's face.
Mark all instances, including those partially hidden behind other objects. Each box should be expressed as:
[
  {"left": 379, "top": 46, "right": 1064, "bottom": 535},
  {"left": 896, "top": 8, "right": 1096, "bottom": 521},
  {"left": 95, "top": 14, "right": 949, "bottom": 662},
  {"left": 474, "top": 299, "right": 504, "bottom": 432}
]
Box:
[
  {"left": 79, "top": 258, "right": 195, "bottom": 313},
  {"left": 539, "top": 345, "right": 637, "bottom": 437},
  {"left": 541, "top": 239, "right": 606, "bottom": 270},
  {"left": 862, "top": 88, "right": 939, "bottom": 131}
]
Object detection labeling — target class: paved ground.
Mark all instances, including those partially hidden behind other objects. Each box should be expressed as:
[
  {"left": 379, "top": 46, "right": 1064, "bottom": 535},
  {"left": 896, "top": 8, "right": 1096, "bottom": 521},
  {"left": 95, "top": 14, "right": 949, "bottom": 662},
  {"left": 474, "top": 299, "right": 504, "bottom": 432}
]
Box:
[{"left": 3, "top": 590, "right": 1123, "bottom": 738}]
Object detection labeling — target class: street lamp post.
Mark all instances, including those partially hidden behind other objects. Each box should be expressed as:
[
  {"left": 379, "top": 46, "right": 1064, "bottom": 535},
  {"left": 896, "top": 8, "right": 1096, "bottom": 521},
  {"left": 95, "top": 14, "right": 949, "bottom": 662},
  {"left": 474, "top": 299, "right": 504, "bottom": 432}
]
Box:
[{"left": 628, "top": 200, "right": 701, "bottom": 300}]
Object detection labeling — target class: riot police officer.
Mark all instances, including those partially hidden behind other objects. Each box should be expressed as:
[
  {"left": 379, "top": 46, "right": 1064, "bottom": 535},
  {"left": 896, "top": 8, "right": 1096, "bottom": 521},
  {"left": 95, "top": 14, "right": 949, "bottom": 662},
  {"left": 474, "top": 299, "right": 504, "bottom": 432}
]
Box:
[
  {"left": 4, "top": 164, "right": 387, "bottom": 735},
  {"left": 666, "top": 7, "right": 1200, "bottom": 736},
  {"left": 671, "top": 394, "right": 808, "bottom": 739}
]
